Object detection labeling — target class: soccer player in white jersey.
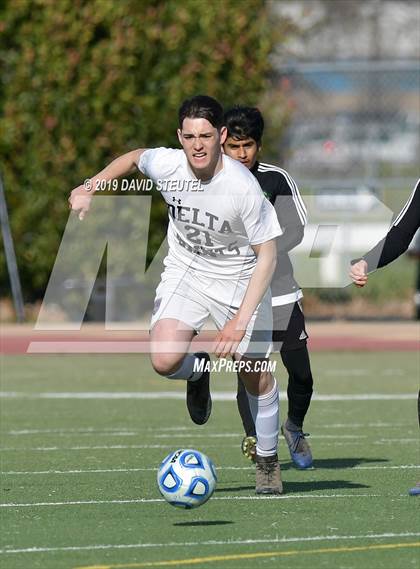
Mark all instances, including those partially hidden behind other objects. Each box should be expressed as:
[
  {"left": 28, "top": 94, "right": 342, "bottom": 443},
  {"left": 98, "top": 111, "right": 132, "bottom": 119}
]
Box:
[{"left": 69, "top": 95, "right": 283, "bottom": 494}]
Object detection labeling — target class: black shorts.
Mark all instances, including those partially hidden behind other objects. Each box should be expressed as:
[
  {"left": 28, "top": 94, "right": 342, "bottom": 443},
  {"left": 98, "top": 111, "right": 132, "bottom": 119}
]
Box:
[{"left": 272, "top": 301, "right": 308, "bottom": 352}]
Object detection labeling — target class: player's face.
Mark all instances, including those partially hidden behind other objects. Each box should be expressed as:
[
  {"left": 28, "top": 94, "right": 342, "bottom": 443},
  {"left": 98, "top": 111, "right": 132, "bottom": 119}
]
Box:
[
  {"left": 223, "top": 136, "right": 259, "bottom": 170},
  {"left": 178, "top": 118, "right": 227, "bottom": 178}
]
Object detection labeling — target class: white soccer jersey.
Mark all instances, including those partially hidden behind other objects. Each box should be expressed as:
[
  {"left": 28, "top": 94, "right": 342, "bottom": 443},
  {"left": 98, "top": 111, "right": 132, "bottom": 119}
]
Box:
[{"left": 138, "top": 148, "right": 281, "bottom": 279}]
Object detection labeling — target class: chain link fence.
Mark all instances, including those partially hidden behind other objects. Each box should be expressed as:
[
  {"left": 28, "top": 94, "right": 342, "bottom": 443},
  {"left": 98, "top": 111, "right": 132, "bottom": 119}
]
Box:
[
  {"left": 269, "top": 59, "right": 420, "bottom": 317},
  {"left": 277, "top": 60, "right": 419, "bottom": 190}
]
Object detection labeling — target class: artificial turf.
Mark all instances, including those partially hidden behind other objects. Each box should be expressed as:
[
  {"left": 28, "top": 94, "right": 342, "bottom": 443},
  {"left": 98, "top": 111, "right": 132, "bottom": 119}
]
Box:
[{"left": 0, "top": 351, "right": 419, "bottom": 569}]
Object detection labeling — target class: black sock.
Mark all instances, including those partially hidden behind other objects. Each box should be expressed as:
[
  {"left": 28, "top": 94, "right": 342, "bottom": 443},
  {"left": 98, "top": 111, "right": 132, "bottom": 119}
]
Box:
[
  {"left": 417, "top": 390, "right": 420, "bottom": 429},
  {"left": 281, "top": 345, "right": 313, "bottom": 428},
  {"left": 236, "top": 374, "right": 256, "bottom": 437}
]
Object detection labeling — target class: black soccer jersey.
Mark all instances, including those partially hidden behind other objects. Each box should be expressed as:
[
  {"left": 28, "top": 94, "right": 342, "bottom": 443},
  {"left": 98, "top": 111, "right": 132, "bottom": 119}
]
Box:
[
  {"left": 251, "top": 161, "right": 307, "bottom": 304},
  {"left": 360, "top": 179, "right": 420, "bottom": 271}
]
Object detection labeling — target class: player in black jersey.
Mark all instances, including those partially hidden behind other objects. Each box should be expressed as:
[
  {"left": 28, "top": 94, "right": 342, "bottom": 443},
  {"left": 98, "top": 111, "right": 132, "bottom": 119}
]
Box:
[
  {"left": 223, "top": 106, "right": 314, "bottom": 469},
  {"left": 350, "top": 179, "right": 420, "bottom": 496},
  {"left": 350, "top": 180, "right": 419, "bottom": 284}
]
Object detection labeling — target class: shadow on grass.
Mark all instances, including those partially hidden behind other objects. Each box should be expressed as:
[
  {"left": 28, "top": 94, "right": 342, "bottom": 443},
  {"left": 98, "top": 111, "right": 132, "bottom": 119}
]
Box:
[
  {"left": 281, "top": 457, "right": 389, "bottom": 470},
  {"left": 212, "top": 480, "right": 369, "bottom": 495},
  {"left": 215, "top": 485, "right": 254, "bottom": 493},
  {"left": 285, "top": 479, "right": 370, "bottom": 493},
  {"left": 173, "top": 521, "right": 234, "bottom": 527}
]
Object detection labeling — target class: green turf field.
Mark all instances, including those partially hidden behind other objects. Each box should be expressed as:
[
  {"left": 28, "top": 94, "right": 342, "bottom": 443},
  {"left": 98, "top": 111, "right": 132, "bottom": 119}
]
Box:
[{"left": 1, "top": 352, "right": 419, "bottom": 569}]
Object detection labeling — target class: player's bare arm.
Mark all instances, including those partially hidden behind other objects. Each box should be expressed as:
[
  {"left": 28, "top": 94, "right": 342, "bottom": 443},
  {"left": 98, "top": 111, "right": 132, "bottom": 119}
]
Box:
[
  {"left": 214, "top": 239, "right": 277, "bottom": 358},
  {"left": 68, "top": 148, "right": 146, "bottom": 220}
]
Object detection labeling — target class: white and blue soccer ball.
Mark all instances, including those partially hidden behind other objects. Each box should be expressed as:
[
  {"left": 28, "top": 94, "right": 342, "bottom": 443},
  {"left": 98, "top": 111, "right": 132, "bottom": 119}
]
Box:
[{"left": 157, "top": 449, "right": 217, "bottom": 509}]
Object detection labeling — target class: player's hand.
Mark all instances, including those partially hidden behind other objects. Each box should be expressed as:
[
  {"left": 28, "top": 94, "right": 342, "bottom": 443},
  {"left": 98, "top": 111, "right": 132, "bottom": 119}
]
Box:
[
  {"left": 213, "top": 316, "right": 246, "bottom": 358},
  {"left": 68, "top": 184, "right": 92, "bottom": 220},
  {"left": 349, "top": 259, "right": 368, "bottom": 287}
]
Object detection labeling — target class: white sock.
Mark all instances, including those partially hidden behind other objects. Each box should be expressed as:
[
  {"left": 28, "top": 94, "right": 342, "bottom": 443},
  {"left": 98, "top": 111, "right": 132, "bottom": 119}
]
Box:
[
  {"left": 166, "top": 353, "right": 205, "bottom": 382},
  {"left": 246, "top": 379, "right": 279, "bottom": 457}
]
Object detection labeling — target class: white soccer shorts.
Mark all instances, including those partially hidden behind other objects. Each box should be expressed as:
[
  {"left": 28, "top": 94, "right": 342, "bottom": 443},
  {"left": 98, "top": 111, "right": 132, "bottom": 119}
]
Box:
[{"left": 150, "top": 265, "right": 273, "bottom": 358}]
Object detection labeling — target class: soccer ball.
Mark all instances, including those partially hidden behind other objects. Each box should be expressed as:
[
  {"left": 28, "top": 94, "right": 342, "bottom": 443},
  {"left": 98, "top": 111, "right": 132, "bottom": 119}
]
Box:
[{"left": 157, "top": 449, "right": 217, "bottom": 509}]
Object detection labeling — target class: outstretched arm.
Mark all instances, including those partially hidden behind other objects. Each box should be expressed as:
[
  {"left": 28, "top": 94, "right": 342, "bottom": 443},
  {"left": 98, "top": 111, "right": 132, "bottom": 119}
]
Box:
[
  {"left": 68, "top": 148, "right": 146, "bottom": 220},
  {"left": 349, "top": 181, "right": 420, "bottom": 287},
  {"left": 214, "top": 239, "right": 277, "bottom": 358}
]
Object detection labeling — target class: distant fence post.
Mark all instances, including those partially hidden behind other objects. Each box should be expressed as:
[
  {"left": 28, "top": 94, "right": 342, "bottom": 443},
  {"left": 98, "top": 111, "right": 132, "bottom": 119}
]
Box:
[{"left": 0, "top": 174, "right": 25, "bottom": 322}]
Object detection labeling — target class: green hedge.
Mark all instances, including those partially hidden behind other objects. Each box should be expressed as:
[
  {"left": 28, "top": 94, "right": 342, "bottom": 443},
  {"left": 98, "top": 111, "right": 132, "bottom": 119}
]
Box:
[{"left": 0, "top": 0, "right": 290, "bottom": 299}]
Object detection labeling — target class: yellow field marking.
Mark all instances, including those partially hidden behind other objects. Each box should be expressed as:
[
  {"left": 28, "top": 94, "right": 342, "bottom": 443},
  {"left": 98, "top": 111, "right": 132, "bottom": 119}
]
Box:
[{"left": 73, "top": 540, "right": 420, "bottom": 569}]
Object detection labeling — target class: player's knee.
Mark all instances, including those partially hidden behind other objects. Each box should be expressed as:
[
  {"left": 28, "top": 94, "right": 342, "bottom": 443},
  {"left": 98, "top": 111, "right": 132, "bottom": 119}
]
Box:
[
  {"left": 294, "top": 369, "right": 313, "bottom": 390},
  {"left": 151, "top": 354, "right": 181, "bottom": 377},
  {"left": 241, "top": 370, "right": 274, "bottom": 397},
  {"left": 258, "top": 370, "right": 276, "bottom": 394},
  {"left": 282, "top": 349, "right": 313, "bottom": 389}
]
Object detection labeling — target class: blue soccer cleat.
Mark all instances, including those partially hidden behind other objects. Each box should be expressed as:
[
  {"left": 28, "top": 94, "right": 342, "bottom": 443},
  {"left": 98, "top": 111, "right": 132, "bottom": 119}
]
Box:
[
  {"left": 281, "top": 420, "right": 313, "bottom": 469},
  {"left": 409, "top": 482, "right": 420, "bottom": 496}
]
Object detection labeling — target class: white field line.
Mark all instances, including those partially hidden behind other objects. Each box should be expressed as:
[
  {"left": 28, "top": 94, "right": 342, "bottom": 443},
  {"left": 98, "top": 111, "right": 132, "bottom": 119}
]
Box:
[
  {"left": 3, "top": 433, "right": 369, "bottom": 440},
  {"left": 2, "top": 436, "right": 418, "bottom": 452},
  {"left": 7, "top": 431, "right": 137, "bottom": 438},
  {"left": 2, "top": 465, "right": 419, "bottom": 476},
  {"left": 1, "top": 532, "right": 419, "bottom": 555},
  {"left": 353, "top": 465, "right": 420, "bottom": 469},
  {"left": 0, "top": 433, "right": 369, "bottom": 440},
  {"left": 375, "top": 439, "right": 419, "bottom": 443},
  {"left": 3, "top": 422, "right": 412, "bottom": 436},
  {"left": 325, "top": 369, "right": 407, "bottom": 376},
  {"left": 1, "top": 466, "right": 252, "bottom": 475},
  {"left": 1, "top": 440, "right": 417, "bottom": 453},
  {"left": 5, "top": 428, "right": 140, "bottom": 436},
  {"left": 0, "top": 431, "right": 370, "bottom": 440},
  {"left": 0, "top": 494, "right": 383, "bottom": 508},
  {"left": 0, "top": 445, "right": 231, "bottom": 452},
  {"left": 7, "top": 428, "right": 137, "bottom": 434},
  {"left": 316, "top": 423, "right": 410, "bottom": 428},
  {"left": 325, "top": 369, "right": 370, "bottom": 376},
  {"left": 0, "top": 391, "right": 415, "bottom": 401}
]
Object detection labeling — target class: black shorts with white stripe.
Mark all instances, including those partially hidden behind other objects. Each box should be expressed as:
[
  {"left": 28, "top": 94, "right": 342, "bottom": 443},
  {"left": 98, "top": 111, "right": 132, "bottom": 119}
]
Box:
[{"left": 272, "top": 302, "right": 308, "bottom": 352}]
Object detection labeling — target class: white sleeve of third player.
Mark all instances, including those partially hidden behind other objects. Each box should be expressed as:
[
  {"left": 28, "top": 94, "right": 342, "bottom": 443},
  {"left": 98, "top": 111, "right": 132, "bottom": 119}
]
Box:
[
  {"left": 137, "top": 147, "right": 182, "bottom": 182},
  {"left": 239, "top": 178, "right": 282, "bottom": 245}
]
